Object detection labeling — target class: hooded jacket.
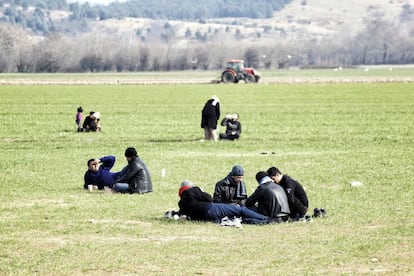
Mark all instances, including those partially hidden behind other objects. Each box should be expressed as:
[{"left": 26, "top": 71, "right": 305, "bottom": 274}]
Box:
[
  {"left": 117, "top": 156, "right": 153, "bottom": 194},
  {"left": 178, "top": 186, "right": 212, "bottom": 220}
]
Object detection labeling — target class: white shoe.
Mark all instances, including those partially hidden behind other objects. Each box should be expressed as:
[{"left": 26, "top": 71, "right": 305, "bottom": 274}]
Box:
[
  {"left": 220, "top": 216, "right": 242, "bottom": 228},
  {"left": 232, "top": 217, "right": 243, "bottom": 228},
  {"left": 220, "top": 216, "right": 231, "bottom": 226}
]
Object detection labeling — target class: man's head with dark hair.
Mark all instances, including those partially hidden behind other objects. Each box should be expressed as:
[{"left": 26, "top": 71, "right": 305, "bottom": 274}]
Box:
[
  {"left": 255, "top": 171, "right": 268, "bottom": 183},
  {"left": 267, "top": 167, "right": 281, "bottom": 177},
  {"left": 267, "top": 167, "right": 283, "bottom": 184},
  {"left": 87, "top": 159, "right": 99, "bottom": 172}
]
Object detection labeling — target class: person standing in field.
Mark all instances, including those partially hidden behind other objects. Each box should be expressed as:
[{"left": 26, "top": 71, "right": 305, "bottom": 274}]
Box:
[
  {"left": 219, "top": 113, "right": 241, "bottom": 140},
  {"left": 201, "top": 95, "right": 220, "bottom": 141},
  {"left": 267, "top": 166, "right": 309, "bottom": 220},
  {"left": 213, "top": 165, "right": 248, "bottom": 205},
  {"left": 75, "top": 106, "right": 83, "bottom": 132},
  {"left": 245, "top": 171, "right": 290, "bottom": 223},
  {"left": 114, "top": 147, "right": 153, "bottom": 194}
]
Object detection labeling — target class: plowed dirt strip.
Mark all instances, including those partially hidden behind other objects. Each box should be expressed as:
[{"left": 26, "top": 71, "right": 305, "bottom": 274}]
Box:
[{"left": 1, "top": 76, "right": 413, "bottom": 85}]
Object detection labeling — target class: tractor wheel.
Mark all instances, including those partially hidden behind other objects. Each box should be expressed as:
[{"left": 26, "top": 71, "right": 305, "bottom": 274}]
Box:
[
  {"left": 222, "top": 71, "right": 235, "bottom": 83},
  {"left": 244, "top": 74, "right": 255, "bottom": 83}
]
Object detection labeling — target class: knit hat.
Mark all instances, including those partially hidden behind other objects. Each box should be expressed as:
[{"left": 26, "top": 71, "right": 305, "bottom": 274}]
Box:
[
  {"left": 125, "top": 147, "right": 137, "bottom": 157},
  {"left": 181, "top": 180, "right": 194, "bottom": 187},
  {"left": 178, "top": 180, "right": 194, "bottom": 197},
  {"left": 230, "top": 165, "right": 244, "bottom": 176}
]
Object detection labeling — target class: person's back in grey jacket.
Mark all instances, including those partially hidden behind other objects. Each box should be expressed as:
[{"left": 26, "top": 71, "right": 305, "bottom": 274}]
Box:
[{"left": 246, "top": 172, "right": 290, "bottom": 220}]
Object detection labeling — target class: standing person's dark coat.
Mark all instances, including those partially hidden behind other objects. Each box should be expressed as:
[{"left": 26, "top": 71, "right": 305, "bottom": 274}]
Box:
[{"left": 201, "top": 96, "right": 220, "bottom": 141}]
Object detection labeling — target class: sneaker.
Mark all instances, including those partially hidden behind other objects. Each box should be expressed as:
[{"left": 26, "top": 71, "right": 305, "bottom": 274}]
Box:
[
  {"left": 313, "top": 208, "right": 322, "bottom": 218},
  {"left": 164, "top": 210, "right": 173, "bottom": 219},
  {"left": 298, "top": 216, "right": 307, "bottom": 222},
  {"left": 220, "top": 216, "right": 231, "bottom": 226},
  {"left": 320, "top": 208, "right": 327, "bottom": 217},
  {"left": 305, "top": 215, "right": 313, "bottom": 222},
  {"left": 220, "top": 216, "right": 242, "bottom": 228},
  {"left": 232, "top": 217, "right": 243, "bottom": 228}
]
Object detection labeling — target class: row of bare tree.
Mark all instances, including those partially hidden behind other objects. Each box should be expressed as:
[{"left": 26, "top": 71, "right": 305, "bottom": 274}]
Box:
[{"left": 1, "top": 15, "right": 413, "bottom": 73}]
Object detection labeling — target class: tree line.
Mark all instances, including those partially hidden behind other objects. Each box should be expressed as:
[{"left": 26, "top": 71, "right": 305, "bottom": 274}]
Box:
[
  {"left": 1, "top": 12, "right": 413, "bottom": 74},
  {"left": 0, "top": 1, "right": 413, "bottom": 73}
]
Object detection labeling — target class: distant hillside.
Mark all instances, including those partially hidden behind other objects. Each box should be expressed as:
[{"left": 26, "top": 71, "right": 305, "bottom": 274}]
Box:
[
  {"left": 85, "top": 0, "right": 414, "bottom": 46},
  {"left": 0, "top": 0, "right": 292, "bottom": 35},
  {"left": 0, "top": 0, "right": 413, "bottom": 73}
]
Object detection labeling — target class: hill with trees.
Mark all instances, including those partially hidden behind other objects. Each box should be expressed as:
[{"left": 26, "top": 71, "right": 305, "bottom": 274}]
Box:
[{"left": 0, "top": 0, "right": 414, "bottom": 73}]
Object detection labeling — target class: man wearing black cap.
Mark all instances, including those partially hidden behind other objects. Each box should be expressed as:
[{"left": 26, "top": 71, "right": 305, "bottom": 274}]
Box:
[
  {"left": 213, "top": 165, "right": 248, "bottom": 205},
  {"left": 114, "top": 147, "right": 153, "bottom": 194},
  {"left": 245, "top": 171, "right": 290, "bottom": 223}
]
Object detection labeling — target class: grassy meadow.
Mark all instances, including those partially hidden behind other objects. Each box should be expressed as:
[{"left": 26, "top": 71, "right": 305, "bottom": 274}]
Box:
[{"left": 0, "top": 74, "right": 413, "bottom": 275}]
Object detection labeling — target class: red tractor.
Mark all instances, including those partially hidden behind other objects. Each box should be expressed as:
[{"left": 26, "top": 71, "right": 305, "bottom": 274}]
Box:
[{"left": 221, "top": 59, "right": 260, "bottom": 83}]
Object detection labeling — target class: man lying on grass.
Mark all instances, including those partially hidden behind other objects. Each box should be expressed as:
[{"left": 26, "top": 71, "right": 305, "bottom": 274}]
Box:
[{"left": 177, "top": 180, "right": 269, "bottom": 226}]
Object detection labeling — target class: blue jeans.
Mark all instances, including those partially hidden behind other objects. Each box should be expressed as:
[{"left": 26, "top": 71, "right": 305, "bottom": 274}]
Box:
[
  {"left": 206, "top": 203, "right": 269, "bottom": 224},
  {"left": 113, "top": 183, "right": 129, "bottom": 193}
]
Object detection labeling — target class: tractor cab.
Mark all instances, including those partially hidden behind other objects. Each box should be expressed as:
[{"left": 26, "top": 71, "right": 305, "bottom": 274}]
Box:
[
  {"left": 221, "top": 59, "right": 260, "bottom": 83},
  {"left": 226, "top": 60, "right": 245, "bottom": 73}
]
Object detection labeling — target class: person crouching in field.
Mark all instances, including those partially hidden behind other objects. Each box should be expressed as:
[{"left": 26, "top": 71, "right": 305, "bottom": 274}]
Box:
[
  {"left": 219, "top": 113, "right": 241, "bottom": 140},
  {"left": 82, "top": 111, "right": 101, "bottom": 132},
  {"left": 267, "top": 166, "right": 309, "bottom": 221},
  {"left": 246, "top": 171, "right": 291, "bottom": 223}
]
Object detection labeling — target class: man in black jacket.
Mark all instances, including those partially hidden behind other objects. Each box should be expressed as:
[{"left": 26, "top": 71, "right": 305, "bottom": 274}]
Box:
[
  {"left": 115, "top": 147, "right": 153, "bottom": 194},
  {"left": 213, "top": 165, "right": 247, "bottom": 205},
  {"left": 246, "top": 171, "right": 290, "bottom": 223},
  {"left": 267, "top": 167, "right": 309, "bottom": 219}
]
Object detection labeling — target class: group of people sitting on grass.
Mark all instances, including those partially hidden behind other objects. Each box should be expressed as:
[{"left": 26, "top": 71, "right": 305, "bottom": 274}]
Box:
[
  {"left": 83, "top": 147, "right": 325, "bottom": 226},
  {"left": 168, "top": 165, "right": 325, "bottom": 227},
  {"left": 75, "top": 106, "right": 102, "bottom": 132}
]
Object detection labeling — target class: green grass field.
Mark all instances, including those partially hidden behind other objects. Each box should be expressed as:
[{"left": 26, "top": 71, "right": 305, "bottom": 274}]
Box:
[{"left": 0, "top": 77, "right": 413, "bottom": 274}]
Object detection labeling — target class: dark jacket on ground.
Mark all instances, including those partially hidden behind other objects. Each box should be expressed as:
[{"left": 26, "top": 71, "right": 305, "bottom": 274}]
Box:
[
  {"left": 178, "top": 186, "right": 212, "bottom": 220},
  {"left": 279, "top": 174, "right": 309, "bottom": 217},
  {"left": 213, "top": 175, "right": 247, "bottom": 205},
  {"left": 117, "top": 156, "right": 152, "bottom": 194},
  {"left": 201, "top": 99, "right": 220, "bottom": 129},
  {"left": 246, "top": 177, "right": 290, "bottom": 219}
]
